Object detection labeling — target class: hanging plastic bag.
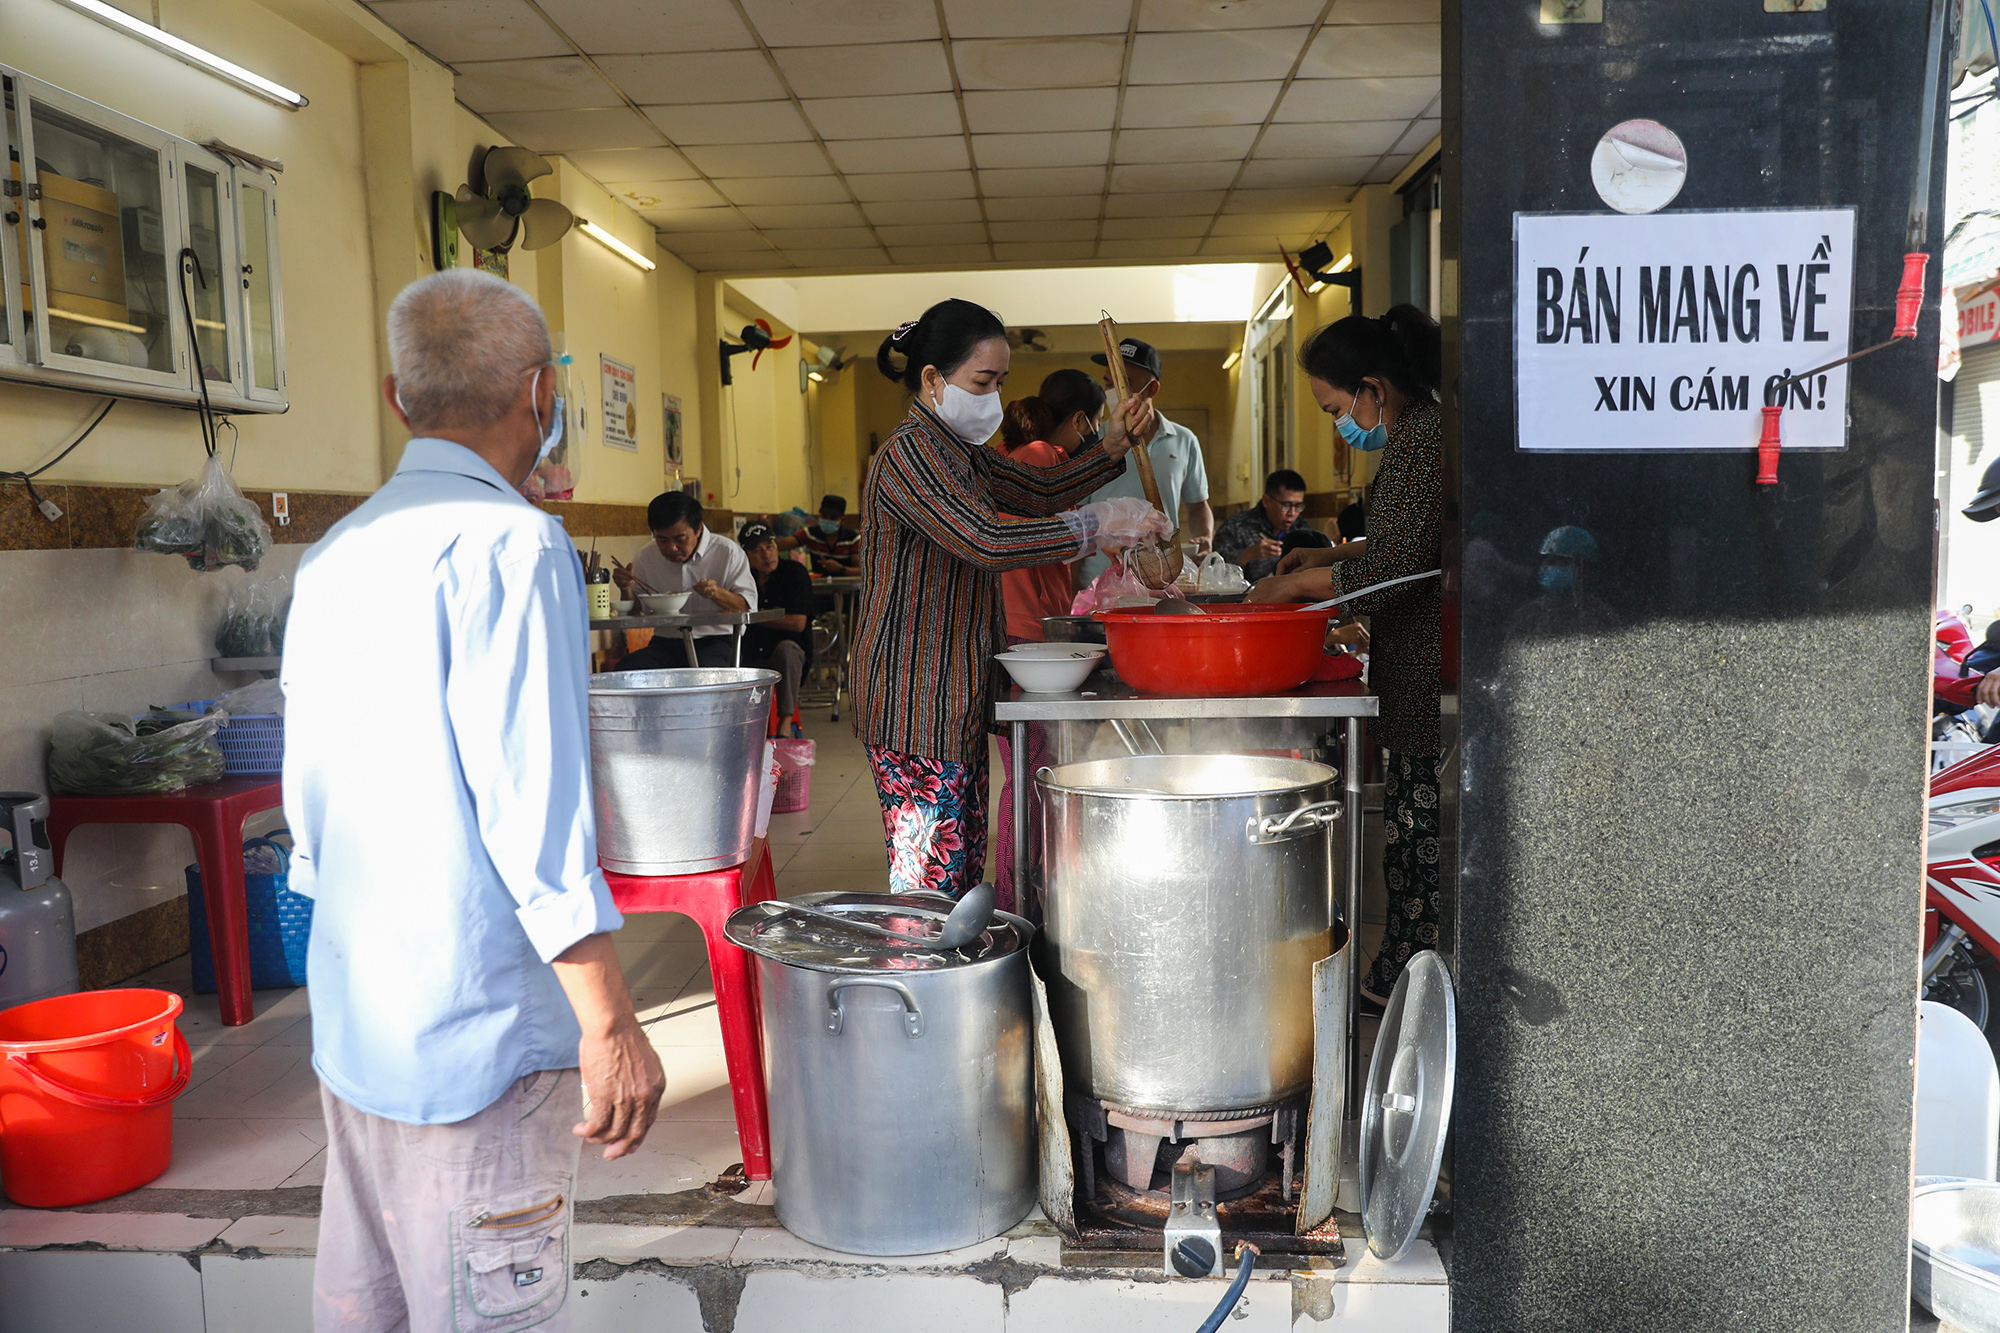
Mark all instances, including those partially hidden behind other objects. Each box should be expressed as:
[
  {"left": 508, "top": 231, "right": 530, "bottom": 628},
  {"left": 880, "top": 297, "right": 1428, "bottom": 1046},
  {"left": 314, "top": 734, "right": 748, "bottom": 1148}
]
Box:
[
  {"left": 1070, "top": 559, "right": 1162, "bottom": 615},
  {"left": 49, "top": 708, "right": 226, "bottom": 796},
  {"left": 135, "top": 454, "right": 271, "bottom": 572},
  {"left": 214, "top": 574, "right": 290, "bottom": 658},
  {"left": 1195, "top": 552, "right": 1250, "bottom": 594}
]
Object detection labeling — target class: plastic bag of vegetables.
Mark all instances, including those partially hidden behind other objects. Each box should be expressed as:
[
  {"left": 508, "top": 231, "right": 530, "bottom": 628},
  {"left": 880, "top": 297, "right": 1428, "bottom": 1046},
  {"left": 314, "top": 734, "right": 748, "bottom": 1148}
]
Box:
[
  {"left": 214, "top": 574, "right": 290, "bottom": 658},
  {"left": 134, "top": 454, "right": 271, "bottom": 573},
  {"left": 48, "top": 708, "right": 227, "bottom": 796}
]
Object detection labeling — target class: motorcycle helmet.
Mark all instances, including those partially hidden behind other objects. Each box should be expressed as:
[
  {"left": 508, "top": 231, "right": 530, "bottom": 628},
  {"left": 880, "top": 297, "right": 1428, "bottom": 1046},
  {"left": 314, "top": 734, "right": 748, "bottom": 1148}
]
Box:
[
  {"left": 1965, "top": 456, "right": 2000, "bottom": 523},
  {"left": 1538, "top": 524, "right": 1602, "bottom": 562}
]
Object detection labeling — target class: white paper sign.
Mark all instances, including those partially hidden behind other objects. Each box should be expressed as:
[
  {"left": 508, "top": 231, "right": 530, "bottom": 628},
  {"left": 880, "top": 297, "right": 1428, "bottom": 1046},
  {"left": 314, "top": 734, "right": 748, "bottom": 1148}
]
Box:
[
  {"left": 600, "top": 354, "right": 638, "bottom": 452},
  {"left": 1961, "top": 283, "right": 2000, "bottom": 351},
  {"left": 1514, "top": 208, "right": 1856, "bottom": 452}
]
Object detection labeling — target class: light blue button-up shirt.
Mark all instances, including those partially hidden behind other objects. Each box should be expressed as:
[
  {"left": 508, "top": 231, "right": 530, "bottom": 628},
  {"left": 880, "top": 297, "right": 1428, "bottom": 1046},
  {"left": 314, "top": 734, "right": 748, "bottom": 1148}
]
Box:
[{"left": 282, "top": 437, "right": 622, "bottom": 1124}]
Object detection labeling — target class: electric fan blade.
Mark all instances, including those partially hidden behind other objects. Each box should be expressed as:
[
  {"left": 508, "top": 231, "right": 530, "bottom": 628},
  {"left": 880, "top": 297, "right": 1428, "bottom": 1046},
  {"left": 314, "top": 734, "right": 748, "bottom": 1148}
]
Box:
[
  {"left": 483, "top": 146, "right": 552, "bottom": 193},
  {"left": 517, "top": 197, "right": 575, "bottom": 251},
  {"left": 455, "top": 186, "right": 518, "bottom": 250}
]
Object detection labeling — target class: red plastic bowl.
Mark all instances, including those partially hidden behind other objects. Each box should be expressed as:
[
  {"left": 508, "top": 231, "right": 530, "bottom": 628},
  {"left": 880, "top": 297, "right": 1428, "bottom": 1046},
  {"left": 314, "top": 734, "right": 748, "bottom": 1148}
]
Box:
[{"left": 1094, "top": 603, "right": 1338, "bottom": 696}]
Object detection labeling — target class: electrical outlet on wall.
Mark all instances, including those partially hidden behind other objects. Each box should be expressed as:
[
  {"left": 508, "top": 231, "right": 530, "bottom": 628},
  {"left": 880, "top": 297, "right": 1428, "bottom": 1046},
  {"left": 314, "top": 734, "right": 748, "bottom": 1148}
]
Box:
[{"left": 272, "top": 492, "right": 289, "bottom": 527}]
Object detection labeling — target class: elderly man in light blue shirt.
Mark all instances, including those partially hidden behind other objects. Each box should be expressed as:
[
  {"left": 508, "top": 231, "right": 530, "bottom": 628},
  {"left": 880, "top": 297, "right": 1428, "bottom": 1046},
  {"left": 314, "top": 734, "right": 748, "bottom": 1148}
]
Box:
[
  {"left": 284, "top": 269, "right": 662, "bottom": 1333},
  {"left": 1076, "top": 336, "right": 1216, "bottom": 585}
]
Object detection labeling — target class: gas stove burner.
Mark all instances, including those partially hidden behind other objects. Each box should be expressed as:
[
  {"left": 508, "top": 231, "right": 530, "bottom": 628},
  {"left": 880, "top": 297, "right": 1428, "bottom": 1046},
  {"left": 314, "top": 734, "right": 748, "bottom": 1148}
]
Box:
[{"left": 1067, "top": 1093, "right": 1306, "bottom": 1202}]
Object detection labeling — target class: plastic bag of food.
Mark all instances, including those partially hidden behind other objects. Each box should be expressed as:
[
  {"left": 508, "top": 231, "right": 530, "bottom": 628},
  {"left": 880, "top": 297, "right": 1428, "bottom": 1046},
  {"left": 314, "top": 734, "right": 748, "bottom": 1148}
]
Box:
[
  {"left": 214, "top": 574, "right": 290, "bottom": 658},
  {"left": 1070, "top": 559, "right": 1162, "bottom": 614},
  {"left": 48, "top": 708, "right": 226, "bottom": 796},
  {"left": 1195, "top": 552, "right": 1250, "bottom": 594},
  {"left": 136, "top": 454, "right": 271, "bottom": 572}
]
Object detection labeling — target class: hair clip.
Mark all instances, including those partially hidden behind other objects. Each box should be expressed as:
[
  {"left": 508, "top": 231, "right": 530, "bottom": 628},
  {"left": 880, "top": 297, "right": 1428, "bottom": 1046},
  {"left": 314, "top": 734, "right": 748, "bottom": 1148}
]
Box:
[{"left": 892, "top": 320, "right": 920, "bottom": 342}]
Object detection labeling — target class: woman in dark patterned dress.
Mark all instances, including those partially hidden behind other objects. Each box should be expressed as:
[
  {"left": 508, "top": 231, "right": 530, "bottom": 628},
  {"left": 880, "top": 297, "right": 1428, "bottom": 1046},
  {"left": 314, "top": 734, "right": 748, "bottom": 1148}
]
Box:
[{"left": 1248, "top": 305, "right": 1443, "bottom": 1006}]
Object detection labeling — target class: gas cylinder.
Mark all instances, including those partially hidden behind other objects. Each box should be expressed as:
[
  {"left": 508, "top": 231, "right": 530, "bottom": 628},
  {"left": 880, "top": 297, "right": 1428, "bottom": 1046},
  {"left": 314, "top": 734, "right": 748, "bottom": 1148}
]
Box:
[{"left": 0, "top": 792, "right": 79, "bottom": 1010}]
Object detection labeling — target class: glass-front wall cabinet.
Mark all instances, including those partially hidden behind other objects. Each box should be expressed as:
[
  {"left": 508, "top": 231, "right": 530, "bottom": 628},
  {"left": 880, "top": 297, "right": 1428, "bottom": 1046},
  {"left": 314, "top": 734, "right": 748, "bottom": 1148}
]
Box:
[{"left": 0, "top": 69, "right": 285, "bottom": 411}]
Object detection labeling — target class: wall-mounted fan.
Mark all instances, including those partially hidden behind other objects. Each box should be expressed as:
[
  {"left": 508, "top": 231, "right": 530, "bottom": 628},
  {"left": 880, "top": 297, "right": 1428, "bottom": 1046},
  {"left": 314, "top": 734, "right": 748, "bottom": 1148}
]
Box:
[
  {"left": 455, "top": 147, "right": 574, "bottom": 253},
  {"left": 719, "top": 318, "right": 793, "bottom": 385},
  {"left": 1007, "top": 327, "right": 1051, "bottom": 352},
  {"left": 807, "top": 345, "right": 850, "bottom": 380}
]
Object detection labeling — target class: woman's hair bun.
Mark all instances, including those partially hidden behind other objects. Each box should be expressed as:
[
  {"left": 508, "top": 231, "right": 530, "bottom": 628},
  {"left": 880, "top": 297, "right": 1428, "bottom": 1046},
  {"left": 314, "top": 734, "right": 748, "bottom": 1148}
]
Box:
[{"left": 876, "top": 298, "right": 1008, "bottom": 392}]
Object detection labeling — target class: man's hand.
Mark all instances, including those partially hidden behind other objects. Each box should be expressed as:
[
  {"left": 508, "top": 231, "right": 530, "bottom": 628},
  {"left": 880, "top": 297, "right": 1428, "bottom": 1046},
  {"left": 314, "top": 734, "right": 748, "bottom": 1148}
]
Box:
[
  {"left": 1277, "top": 546, "right": 1339, "bottom": 577},
  {"left": 1979, "top": 673, "right": 2000, "bottom": 710},
  {"left": 552, "top": 933, "right": 666, "bottom": 1160},
  {"left": 693, "top": 577, "right": 722, "bottom": 601},
  {"left": 1249, "top": 536, "right": 1285, "bottom": 565},
  {"left": 1329, "top": 622, "right": 1370, "bottom": 652},
  {"left": 612, "top": 563, "right": 634, "bottom": 595}
]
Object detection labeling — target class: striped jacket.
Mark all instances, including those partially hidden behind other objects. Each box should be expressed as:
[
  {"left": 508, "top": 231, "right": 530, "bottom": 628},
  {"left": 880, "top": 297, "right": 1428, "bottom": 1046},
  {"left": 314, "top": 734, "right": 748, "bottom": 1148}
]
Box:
[{"left": 852, "top": 399, "right": 1124, "bottom": 764}]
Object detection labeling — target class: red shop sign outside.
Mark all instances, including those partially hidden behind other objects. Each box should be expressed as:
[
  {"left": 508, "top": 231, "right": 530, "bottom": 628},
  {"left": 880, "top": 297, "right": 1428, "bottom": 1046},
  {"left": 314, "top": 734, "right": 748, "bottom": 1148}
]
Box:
[{"left": 1961, "top": 283, "right": 2000, "bottom": 350}]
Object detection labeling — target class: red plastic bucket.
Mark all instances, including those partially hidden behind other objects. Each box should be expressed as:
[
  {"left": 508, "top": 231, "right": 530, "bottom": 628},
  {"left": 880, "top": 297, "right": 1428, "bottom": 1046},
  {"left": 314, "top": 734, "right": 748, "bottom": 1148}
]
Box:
[{"left": 0, "top": 989, "right": 190, "bottom": 1207}]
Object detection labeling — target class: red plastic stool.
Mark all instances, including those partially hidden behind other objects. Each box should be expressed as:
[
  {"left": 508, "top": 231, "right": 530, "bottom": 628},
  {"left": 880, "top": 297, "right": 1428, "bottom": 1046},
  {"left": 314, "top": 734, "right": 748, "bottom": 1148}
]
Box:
[
  {"left": 603, "top": 839, "right": 778, "bottom": 1181},
  {"left": 47, "top": 778, "right": 284, "bottom": 1028}
]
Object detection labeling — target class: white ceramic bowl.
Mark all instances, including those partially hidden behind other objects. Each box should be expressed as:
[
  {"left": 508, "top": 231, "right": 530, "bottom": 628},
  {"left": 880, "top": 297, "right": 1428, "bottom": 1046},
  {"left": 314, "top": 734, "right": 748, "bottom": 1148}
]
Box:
[
  {"left": 610, "top": 600, "right": 635, "bottom": 615},
  {"left": 638, "top": 591, "right": 693, "bottom": 615},
  {"left": 996, "top": 648, "right": 1103, "bottom": 693},
  {"left": 1004, "top": 642, "right": 1108, "bottom": 660}
]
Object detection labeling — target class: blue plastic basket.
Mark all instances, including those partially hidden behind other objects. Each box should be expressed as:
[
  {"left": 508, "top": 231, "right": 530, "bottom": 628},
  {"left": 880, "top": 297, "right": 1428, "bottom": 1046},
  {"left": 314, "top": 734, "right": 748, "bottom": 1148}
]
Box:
[
  {"left": 177, "top": 699, "right": 284, "bottom": 775},
  {"left": 187, "top": 834, "right": 311, "bottom": 993}
]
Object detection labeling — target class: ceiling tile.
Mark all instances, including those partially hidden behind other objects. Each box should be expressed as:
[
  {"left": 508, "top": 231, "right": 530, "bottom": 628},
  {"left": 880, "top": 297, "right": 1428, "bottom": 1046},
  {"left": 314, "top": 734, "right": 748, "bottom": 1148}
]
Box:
[
  {"left": 1207, "top": 211, "right": 1333, "bottom": 236},
  {"left": 847, "top": 170, "right": 980, "bottom": 201},
  {"left": 980, "top": 165, "right": 1108, "bottom": 196},
  {"left": 662, "top": 228, "right": 772, "bottom": 250},
  {"left": 595, "top": 52, "right": 785, "bottom": 104},
  {"left": 566, "top": 147, "right": 700, "bottom": 183},
  {"left": 963, "top": 88, "right": 1118, "bottom": 133},
  {"left": 741, "top": 204, "right": 868, "bottom": 228},
  {"left": 739, "top": 0, "right": 938, "bottom": 47},
  {"left": 772, "top": 42, "right": 953, "bottom": 99},
  {"left": 1299, "top": 25, "right": 1442, "bottom": 79},
  {"left": 982, "top": 194, "right": 1100, "bottom": 220},
  {"left": 1117, "top": 81, "right": 1281, "bottom": 128},
  {"left": 972, "top": 131, "right": 1112, "bottom": 169},
  {"left": 953, "top": 36, "right": 1126, "bottom": 90},
  {"left": 861, "top": 197, "right": 986, "bottom": 224},
  {"left": 782, "top": 247, "right": 894, "bottom": 267},
  {"left": 1222, "top": 187, "right": 1341, "bottom": 213},
  {"left": 827, "top": 136, "right": 970, "bottom": 173},
  {"left": 453, "top": 58, "right": 618, "bottom": 113},
  {"left": 1100, "top": 215, "right": 1212, "bottom": 238},
  {"left": 1137, "top": 0, "right": 1326, "bottom": 30},
  {"left": 1103, "top": 189, "right": 1222, "bottom": 216},
  {"left": 1098, "top": 237, "right": 1205, "bottom": 259},
  {"left": 1234, "top": 157, "right": 1372, "bottom": 189},
  {"left": 889, "top": 244, "right": 995, "bottom": 265},
  {"left": 764, "top": 226, "right": 880, "bottom": 248},
  {"left": 1255, "top": 120, "right": 1407, "bottom": 159},
  {"left": 536, "top": 0, "right": 756, "bottom": 54},
  {"left": 994, "top": 241, "right": 1098, "bottom": 260},
  {"left": 643, "top": 102, "right": 812, "bottom": 146},
  {"left": 942, "top": 0, "right": 1132, "bottom": 37},
  {"left": 684, "top": 142, "right": 834, "bottom": 176},
  {"left": 673, "top": 249, "right": 792, "bottom": 270},
  {"left": 1273, "top": 76, "right": 1438, "bottom": 123},
  {"left": 1129, "top": 28, "right": 1310, "bottom": 84},
  {"left": 1110, "top": 161, "right": 1239, "bottom": 191},
  {"left": 648, "top": 210, "right": 756, "bottom": 234},
  {"left": 874, "top": 222, "right": 991, "bottom": 244},
  {"left": 1115, "top": 125, "right": 1258, "bottom": 164},
  {"left": 609, "top": 179, "right": 726, "bottom": 211},
  {"left": 1329, "top": 0, "right": 1439, "bottom": 20},
  {"left": 803, "top": 93, "right": 963, "bottom": 139},
  {"left": 371, "top": 0, "right": 567, "bottom": 62},
  {"left": 1198, "top": 236, "right": 1272, "bottom": 257},
  {"left": 987, "top": 219, "right": 1098, "bottom": 242},
  {"left": 484, "top": 108, "right": 661, "bottom": 152},
  {"left": 1394, "top": 117, "right": 1442, "bottom": 154},
  {"left": 717, "top": 176, "right": 856, "bottom": 205}
]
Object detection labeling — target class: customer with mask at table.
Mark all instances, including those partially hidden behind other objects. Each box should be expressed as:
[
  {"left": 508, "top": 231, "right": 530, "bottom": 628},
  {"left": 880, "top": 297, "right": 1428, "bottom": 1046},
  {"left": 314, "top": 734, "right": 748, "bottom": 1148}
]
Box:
[
  {"left": 781, "top": 494, "right": 861, "bottom": 576},
  {"left": 612, "top": 491, "right": 757, "bottom": 669},
  {"left": 853, "top": 298, "right": 1167, "bottom": 899},
  {"left": 284, "top": 269, "right": 662, "bottom": 1332}
]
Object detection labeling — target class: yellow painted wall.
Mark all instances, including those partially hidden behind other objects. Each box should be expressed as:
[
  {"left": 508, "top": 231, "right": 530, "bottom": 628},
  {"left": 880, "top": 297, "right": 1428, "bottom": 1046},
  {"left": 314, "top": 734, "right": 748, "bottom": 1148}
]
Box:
[{"left": 654, "top": 241, "right": 704, "bottom": 500}]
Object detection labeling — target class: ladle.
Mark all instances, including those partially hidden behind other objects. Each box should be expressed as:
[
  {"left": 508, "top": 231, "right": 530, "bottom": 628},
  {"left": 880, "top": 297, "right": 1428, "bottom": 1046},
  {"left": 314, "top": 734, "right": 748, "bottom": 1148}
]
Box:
[{"left": 758, "top": 881, "right": 997, "bottom": 951}]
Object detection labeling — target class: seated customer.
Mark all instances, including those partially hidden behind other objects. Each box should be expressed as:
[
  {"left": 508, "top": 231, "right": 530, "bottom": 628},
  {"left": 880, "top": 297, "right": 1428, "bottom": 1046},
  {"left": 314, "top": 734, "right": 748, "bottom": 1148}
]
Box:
[
  {"left": 1214, "top": 468, "right": 1315, "bottom": 582},
  {"left": 613, "top": 492, "right": 756, "bottom": 669},
  {"left": 781, "top": 494, "right": 861, "bottom": 576},
  {"left": 738, "top": 522, "right": 812, "bottom": 732}
]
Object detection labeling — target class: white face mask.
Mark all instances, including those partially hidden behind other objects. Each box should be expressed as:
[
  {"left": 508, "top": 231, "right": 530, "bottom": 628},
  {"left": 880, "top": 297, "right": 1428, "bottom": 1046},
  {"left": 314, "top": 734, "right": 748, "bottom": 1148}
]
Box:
[{"left": 928, "top": 380, "right": 1004, "bottom": 446}]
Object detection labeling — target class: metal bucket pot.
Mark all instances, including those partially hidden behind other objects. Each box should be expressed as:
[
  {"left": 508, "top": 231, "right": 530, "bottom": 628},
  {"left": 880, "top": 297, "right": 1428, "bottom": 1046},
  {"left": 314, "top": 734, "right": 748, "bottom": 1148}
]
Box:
[
  {"left": 1035, "top": 754, "right": 1341, "bottom": 1114},
  {"left": 589, "top": 668, "right": 777, "bottom": 875},
  {"left": 726, "top": 894, "right": 1037, "bottom": 1256}
]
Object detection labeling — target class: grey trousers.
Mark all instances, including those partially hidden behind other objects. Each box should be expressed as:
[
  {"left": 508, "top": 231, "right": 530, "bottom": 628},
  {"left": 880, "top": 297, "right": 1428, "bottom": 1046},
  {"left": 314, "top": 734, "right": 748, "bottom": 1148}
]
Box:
[
  {"left": 747, "top": 638, "right": 807, "bottom": 720},
  {"left": 314, "top": 1070, "right": 582, "bottom": 1333}
]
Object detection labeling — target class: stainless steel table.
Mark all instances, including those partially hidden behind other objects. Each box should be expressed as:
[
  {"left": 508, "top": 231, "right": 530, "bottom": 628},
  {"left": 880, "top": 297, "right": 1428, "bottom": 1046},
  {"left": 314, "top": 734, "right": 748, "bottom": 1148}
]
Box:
[
  {"left": 995, "top": 675, "right": 1379, "bottom": 1107},
  {"left": 590, "top": 609, "right": 784, "bottom": 667},
  {"left": 814, "top": 576, "right": 863, "bottom": 718}
]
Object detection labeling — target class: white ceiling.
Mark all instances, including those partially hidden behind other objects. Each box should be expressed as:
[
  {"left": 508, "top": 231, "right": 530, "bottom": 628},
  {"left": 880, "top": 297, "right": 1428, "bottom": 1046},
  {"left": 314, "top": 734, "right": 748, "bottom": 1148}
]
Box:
[{"left": 365, "top": 0, "right": 1442, "bottom": 274}]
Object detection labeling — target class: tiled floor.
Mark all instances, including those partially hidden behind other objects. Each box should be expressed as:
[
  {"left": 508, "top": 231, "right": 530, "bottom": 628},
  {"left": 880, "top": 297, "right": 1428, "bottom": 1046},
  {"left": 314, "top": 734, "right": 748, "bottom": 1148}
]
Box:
[{"left": 0, "top": 715, "right": 1439, "bottom": 1332}]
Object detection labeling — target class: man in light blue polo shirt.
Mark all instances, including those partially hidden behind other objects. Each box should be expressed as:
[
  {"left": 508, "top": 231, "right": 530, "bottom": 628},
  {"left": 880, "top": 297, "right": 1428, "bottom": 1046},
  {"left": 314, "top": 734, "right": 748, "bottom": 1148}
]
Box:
[{"left": 1077, "top": 336, "right": 1216, "bottom": 585}]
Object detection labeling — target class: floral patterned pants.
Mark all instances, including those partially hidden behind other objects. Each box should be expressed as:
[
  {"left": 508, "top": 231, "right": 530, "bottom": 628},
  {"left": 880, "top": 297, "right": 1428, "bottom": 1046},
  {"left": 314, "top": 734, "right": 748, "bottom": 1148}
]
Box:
[
  {"left": 1365, "top": 750, "right": 1441, "bottom": 997},
  {"left": 865, "top": 744, "right": 989, "bottom": 900}
]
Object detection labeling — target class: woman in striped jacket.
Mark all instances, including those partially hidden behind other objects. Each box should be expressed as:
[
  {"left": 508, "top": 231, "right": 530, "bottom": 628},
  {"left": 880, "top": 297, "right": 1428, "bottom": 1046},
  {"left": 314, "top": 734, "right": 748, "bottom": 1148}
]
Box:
[{"left": 853, "top": 299, "right": 1166, "bottom": 900}]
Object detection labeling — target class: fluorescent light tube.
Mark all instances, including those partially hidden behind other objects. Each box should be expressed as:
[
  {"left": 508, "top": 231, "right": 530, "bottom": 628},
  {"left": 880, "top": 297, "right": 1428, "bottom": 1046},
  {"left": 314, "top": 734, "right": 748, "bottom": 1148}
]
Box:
[
  {"left": 53, "top": 0, "right": 308, "bottom": 108},
  {"left": 1222, "top": 349, "right": 1241, "bottom": 370},
  {"left": 579, "top": 220, "right": 656, "bottom": 272}
]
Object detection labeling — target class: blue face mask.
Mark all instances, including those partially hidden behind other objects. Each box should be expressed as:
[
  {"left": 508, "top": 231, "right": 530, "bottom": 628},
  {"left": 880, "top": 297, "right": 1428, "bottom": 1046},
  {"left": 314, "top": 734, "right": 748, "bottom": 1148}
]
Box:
[
  {"left": 1074, "top": 414, "right": 1102, "bottom": 452},
  {"left": 817, "top": 517, "right": 841, "bottom": 534},
  {"left": 1539, "top": 563, "right": 1575, "bottom": 593},
  {"left": 1335, "top": 387, "right": 1388, "bottom": 453}
]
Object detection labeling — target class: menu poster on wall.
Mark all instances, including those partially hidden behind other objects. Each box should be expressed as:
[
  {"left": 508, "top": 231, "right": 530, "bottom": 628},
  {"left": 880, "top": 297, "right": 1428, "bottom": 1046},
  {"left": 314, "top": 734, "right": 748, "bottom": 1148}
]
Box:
[
  {"left": 601, "top": 355, "right": 639, "bottom": 452},
  {"left": 1513, "top": 208, "right": 1856, "bottom": 452}
]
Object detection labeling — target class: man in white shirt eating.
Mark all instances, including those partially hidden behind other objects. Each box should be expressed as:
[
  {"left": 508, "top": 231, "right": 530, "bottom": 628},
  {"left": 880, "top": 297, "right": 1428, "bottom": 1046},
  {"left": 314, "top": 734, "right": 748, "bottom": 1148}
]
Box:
[{"left": 612, "top": 491, "right": 757, "bottom": 669}]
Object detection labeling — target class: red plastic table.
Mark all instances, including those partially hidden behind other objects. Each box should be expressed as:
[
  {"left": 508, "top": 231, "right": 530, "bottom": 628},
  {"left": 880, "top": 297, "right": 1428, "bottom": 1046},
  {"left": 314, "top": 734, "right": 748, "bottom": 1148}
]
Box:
[
  {"left": 47, "top": 778, "right": 283, "bottom": 1028},
  {"left": 603, "top": 839, "right": 778, "bottom": 1181}
]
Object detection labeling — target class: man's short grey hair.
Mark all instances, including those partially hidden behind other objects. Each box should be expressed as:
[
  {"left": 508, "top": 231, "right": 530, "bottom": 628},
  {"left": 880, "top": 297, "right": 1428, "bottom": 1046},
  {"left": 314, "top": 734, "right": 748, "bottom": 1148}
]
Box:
[{"left": 387, "top": 269, "right": 552, "bottom": 431}]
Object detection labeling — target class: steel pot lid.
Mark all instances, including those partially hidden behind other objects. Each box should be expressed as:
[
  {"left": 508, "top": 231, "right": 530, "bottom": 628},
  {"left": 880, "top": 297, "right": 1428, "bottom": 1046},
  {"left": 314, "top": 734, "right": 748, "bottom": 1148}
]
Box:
[
  {"left": 724, "top": 892, "right": 1029, "bottom": 974},
  {"left": 1359, "top": 950, "right": 1456, "bottom": 1262}
]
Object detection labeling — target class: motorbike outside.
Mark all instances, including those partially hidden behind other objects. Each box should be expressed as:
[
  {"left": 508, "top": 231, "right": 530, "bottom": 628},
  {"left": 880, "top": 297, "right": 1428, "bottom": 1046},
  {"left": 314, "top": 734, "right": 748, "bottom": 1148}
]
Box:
[{"left": 1925, "top": 744, "right": 2000, "bottom": 1047}]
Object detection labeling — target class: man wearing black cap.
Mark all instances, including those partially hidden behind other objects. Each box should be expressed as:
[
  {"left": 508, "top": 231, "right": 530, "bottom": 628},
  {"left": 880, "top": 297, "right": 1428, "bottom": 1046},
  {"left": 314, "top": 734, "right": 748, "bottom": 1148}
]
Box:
[
  {"left": 1077, "top": 337, "right": 1215, "bottom": 585},
  {"left": 738, "top": 522, "right": 813, "bottom": 731}
]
